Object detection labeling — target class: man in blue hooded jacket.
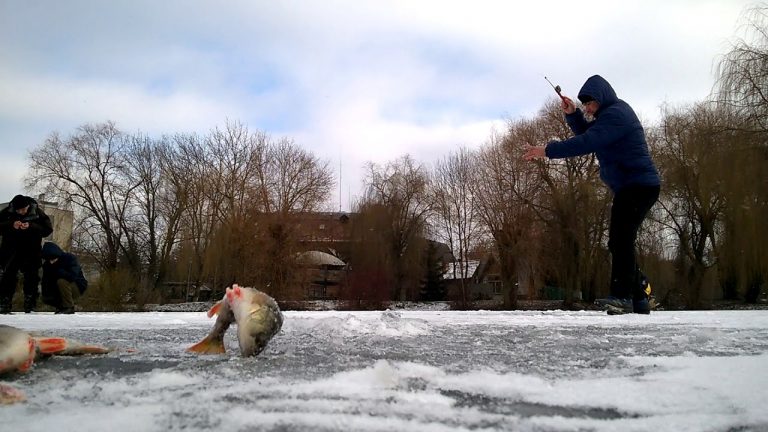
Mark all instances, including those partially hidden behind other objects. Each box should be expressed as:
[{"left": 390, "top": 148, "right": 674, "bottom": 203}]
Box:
[
  {"left": 524, "top": 75, "right": 660, "bottom": 314},
  {"left": 41, "top": 241, "right": 88, "bottom": 314}
]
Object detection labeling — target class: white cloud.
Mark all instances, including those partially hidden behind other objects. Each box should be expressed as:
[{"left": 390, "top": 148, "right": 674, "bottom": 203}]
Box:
[
  {"left": 0, "top": 0, "right": 756, "bottom": 205},
  {"left": 0, "top": 72, "right": 240, "bottom": 133}
]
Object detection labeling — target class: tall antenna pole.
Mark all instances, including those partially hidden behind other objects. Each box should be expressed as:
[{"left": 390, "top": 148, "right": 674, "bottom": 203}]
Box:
[{"left": 339, "top": 151, "right": 342, "bottom": 212}]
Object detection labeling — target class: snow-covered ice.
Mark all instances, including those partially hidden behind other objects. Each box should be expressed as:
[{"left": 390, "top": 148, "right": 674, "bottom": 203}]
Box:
[{"left": 1, "top": 309, "right": 768, "bottom": 431}]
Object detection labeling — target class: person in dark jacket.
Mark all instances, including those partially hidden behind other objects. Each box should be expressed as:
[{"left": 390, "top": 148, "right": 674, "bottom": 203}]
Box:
[
  {"left": 41, "top": 242, "right": 87, "bottom": 314},
  {"left": 0, "top": 195, "right": 53, "bottom": 314},
  {"left": 524, "top": 75, "right": 661, "bottom": 314}
]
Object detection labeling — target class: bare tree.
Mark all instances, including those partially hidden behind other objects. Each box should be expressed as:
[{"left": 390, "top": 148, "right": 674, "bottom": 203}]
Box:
[
  {"left": 471, "top": 130, "right": 537, "bottom": 309},
  {"left": 257, "top": 138, "right": 335, "bottom": 298},
  {"left": 509, "top": 101, "right": 609, "bottom": 307},
  {"left": 172, "top": 123, "right": 335, "bottom": 298},
  {"left": 263, "top": 138, "right": 335, "bottom": 214},
  {"left": 542, "top": 102, "right": 609, "bottom": 306},
  {"left": 26, "top": 122, "right": 139, "bottom": 271},
  {"left": 164, "top": 132, "right": 215, "bottom": 295},
  {"left": 123, "top": 135, "right": 189, "bottom": 293},
  {"left": 430, "top": 147, "right": 483, "bottom": 306}
]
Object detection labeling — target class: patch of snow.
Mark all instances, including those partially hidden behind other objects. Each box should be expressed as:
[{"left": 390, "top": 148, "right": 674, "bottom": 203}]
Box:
[{"left": 1, "top": 310, "right": 767, "bottom": 431}]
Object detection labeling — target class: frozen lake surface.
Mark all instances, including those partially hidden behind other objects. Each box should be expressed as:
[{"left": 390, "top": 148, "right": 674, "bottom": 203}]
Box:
[{"left": 1, "top": 309, "right": 768, "bottom": 431}]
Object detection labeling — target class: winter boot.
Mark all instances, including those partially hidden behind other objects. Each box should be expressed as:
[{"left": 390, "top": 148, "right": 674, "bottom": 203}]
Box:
[
  {"left": 23, "top": 295, "right": 37, "bottom": 314},
  {"left": 0, "top": 297, "right": 11, "bottom": 314},
  {"left": 631, "top": 276, "right": 652, "bottom": 315},
  {"left": 595, "top": 296, "right": 633, "bottom": 315},
  {"left": 632, "top": 297, "right": 651, "bottom": 314}
]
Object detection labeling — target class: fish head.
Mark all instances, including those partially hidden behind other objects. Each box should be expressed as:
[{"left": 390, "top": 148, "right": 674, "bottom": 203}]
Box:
[
  {"left": 226, "top": 285, "right": 272, "bottom": 316},
  {"left": 225, "top": 284, "right": 264, "bottom": 313},
  {"left": 225, "top": 284, "right": 243, "bottom": 305},
  {"left": 0, "top": 325, "right": 36, "bottom": 374}
]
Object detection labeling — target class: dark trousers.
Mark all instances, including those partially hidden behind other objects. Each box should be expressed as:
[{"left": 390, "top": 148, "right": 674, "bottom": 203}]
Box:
[
  {"left": 608, "top": 185, "right": 660, "bottom": 299},
  {"left": 0, "top": 250, "right": 42, "bottom": 303}
]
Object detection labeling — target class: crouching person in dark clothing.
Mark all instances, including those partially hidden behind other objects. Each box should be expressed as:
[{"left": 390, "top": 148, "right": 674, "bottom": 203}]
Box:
[{"left": 41, "top": 242, "right": 88, "bottom": 314}]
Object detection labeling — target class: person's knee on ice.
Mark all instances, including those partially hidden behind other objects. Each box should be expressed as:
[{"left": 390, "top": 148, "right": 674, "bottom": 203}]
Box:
[
  {"left": 57, "top": 279, "right": 79, "bottom": 310},
  {"left": 41, "top": 241, "right": 87, "bottom": 314}
]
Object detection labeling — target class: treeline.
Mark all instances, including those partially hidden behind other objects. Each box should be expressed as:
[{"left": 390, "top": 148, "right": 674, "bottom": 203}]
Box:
[
  {"left": 25, "top": 6, "right": 768, "bottom": 310},
  {"left": 27, "top": 121, "right": 336, "bottom": 307}
]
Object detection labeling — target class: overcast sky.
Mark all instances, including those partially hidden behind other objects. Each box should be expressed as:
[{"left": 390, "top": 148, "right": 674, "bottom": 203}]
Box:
[{"left": 0, "top": 0, "right": 755, "bottom": 211}]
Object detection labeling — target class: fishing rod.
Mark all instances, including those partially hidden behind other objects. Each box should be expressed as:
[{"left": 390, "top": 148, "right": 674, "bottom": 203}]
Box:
[{"left": 544, "top": 76, "right": 566, "bottom": 101}]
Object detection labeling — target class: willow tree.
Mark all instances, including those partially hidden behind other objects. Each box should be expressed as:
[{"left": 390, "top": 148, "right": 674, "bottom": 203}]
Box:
[
  {"left": 714, "top": 4, "right": 768, "bottom": 302},
  {"left": 715, "top": 4, "right": 768, "bottom": 133},
  {"left": 654, "top": 104, "right": 729, "bottom": 309},
  {"left": 357, "top": 155, "right": 432, "bottom": 301}
]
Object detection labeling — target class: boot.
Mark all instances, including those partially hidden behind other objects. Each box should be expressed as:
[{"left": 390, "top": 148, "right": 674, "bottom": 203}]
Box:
[
  {"left": 632, "top": 275, "right": 652, "bottom": 314},
  {"left": 23, "top": 295, "right": 37, "bottom": 314},
  {"left": 595, "top": 296, "right": 633, "bottom": 315},
  {"left": 0, "top": 297, "right": 11, "bottom": 314}
]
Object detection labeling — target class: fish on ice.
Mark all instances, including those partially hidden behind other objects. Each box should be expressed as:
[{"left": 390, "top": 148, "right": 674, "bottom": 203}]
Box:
[
  {"left": 187, "top": 284, "right": 283, "bottom": 357},
  {"left": 0, "top": 324, "right": 111, "bottom": 404}
]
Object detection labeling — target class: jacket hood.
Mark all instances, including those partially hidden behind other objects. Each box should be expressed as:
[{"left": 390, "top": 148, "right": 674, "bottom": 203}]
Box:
[
  {"left": 42, "top": 242, "right": 65, "bottom": 259},
  {"left": 8, "top": 195, "right": 38, "bottom": 213},
  {"left": 578, "top": 75, "right": 619, "bottom": 108}
]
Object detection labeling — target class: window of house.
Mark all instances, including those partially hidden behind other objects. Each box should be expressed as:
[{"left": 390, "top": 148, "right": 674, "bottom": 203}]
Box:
[
  {"left": 491, "top": 280, "right": 502, "bottom": 295},
  {"left": 308, "top": 284, "right": 327, "bottom": 299}
]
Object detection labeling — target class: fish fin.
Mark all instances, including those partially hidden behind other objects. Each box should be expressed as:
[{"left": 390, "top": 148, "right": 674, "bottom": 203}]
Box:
[
  {"left": 207, "top": 300, "right": 224, "bottom": 318},
  {"left": 17, "top": 357, "right": 34, "bottom": 373},
  {"left": 17, "top": 337, "right": 36, "bottom": 372},
  {"left": 36, "top": 337, "right": 111, "bottom": 356},
  {"left": 186, "top": 336, "right": 226, "bottom": 355},
  {"left": 34, "top": 337, "right": 68, "bottom": 355},
  {"left": 72, "top": 345, "right": 112, "bottom": 355}
]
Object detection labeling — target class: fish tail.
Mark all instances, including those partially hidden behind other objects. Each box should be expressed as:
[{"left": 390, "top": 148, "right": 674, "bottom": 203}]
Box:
[
  {"left": 34, "top": 337, "right": 68, "bottom": 355},
  {"left": 186, "top": 335, "right": 226, "bottom": 354}
]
